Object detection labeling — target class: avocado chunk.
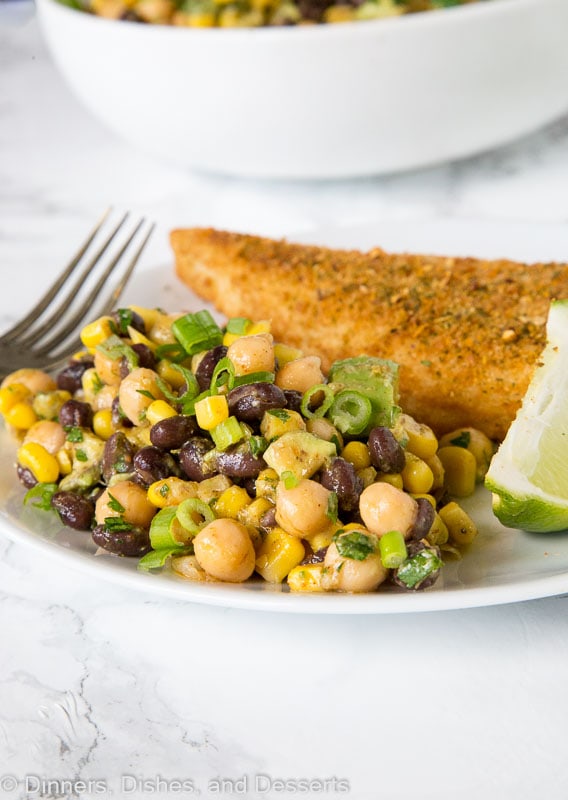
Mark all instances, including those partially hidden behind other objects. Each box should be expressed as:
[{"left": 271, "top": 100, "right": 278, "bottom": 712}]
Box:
[
  {"left": 327, "top": 356, "right": 400, "bottom": 432},
  {"left": 263, "top": 431, "right": 337, "bottom": 480}
]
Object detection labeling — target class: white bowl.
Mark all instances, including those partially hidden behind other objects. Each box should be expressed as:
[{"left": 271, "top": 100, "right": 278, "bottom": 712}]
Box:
[{"left": 37, "top": 0, "right": 568, "bottom": 179}]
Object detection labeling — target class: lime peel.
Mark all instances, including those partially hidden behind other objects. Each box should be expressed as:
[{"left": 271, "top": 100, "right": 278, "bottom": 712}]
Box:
[{"left": 485, "top": 299, "right": 568, "bottom": 533}]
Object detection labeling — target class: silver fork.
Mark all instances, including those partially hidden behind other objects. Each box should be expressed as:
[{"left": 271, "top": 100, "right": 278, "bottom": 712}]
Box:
[{"left": 0, "top": 210, "right": 155, "bottom": 380}]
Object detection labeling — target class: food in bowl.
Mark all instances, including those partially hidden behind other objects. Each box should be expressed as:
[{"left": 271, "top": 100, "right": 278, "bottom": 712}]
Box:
[
  {"left": 171, "top": 227, "right": 568, "bottom": 441},
  {"left": 0, "top": 307, "right": 489, "bottom": 594},
  {"left": 60, "top": 0, "right": 487, "bottom": 27}
]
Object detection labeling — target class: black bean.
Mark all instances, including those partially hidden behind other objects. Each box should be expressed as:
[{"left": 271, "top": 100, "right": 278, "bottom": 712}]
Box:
[
  {"left": 51, "top": 491, "right": 95, "bottom": 531},
  {"left": 283, "top": 390, "right": 303, "bottom": 413},
  {"left": 92, "top": 523, "right": 151, "bottom": 556},
  {"left": 179, "top": 436, "right": 217, "bottom": 482},
  {"left": 300, "top": 547, "right": 328, "bottom": 565},
  {"left": 111, "top": 396, "right": 133, "bottom": 428},
  {"left": 119, "top": 343, "right": 156, "bottom": 379},
  {"left": 194, "top": 345, "right": 228, "bottom": 392},
  {"left": 150, "top": 415, "right": 197, "bottom": 450},
  {"left": 133, "top": 446, "right": 178, "bottom": 486},
  {"left": 368, "top": 426, "right": 406, "bottom": 473},
  {"left": 17, "top": 464, "right": 37, "bottom": 489},
  {"left": 216, "top": 445, "right": 266, "bottom": 479},
  {"left": 319, "top": 457, "right": 363, "bottom": 513},
  {"left": 101, "top": 431, "right": 135, "bottom": 484},
  {"left": 259, "top": 506, "right": 277, "bottom": 532},
  {"left": 392, "top": 541, "right": 442, "bottom": 591},
  {"left": 409, "top": 497, "right": 436, "bottom": 541},
  {"left": 56, "top": 357, "right": 94, "bottom": 393},
  {"left": 227, "top": 382, "right": 287, "bottom": 423},
  {"left": 111, "top": 308, "right": 146, "bottom": 336},
  {"left": 59, "top": 399, "right": 94, "bottom": 429}
]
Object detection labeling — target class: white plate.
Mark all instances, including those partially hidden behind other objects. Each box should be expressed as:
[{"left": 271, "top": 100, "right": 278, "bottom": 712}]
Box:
[{"left": 2, "top": 218, "right": 568, "bottom": 614}]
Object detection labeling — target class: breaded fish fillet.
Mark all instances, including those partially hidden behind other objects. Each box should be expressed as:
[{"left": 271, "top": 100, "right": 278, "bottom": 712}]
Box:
[{"left": 171, "top": 228, "right": 568, "bottom": 440}]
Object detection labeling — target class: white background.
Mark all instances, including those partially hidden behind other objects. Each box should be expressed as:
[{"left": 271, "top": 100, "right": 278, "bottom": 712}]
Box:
[{"left": 2, "top": 7, "right": 568, "bottom": 799}]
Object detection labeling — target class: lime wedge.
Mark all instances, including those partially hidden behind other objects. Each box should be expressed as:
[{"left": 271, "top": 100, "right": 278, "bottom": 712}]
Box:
[{"left": 485, "top": 299, "right": 568, "bottom": 532}]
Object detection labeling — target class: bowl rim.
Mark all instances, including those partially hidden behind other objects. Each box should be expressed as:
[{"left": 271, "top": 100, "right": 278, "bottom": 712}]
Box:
[{"left": 37, "top": 0, "right": 549, "bottom": 40}]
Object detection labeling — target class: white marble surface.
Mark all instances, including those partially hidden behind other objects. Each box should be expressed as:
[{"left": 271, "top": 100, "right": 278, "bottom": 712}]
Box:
[{"left": 2, "top": 7, "right": 568, "bottom": 800}]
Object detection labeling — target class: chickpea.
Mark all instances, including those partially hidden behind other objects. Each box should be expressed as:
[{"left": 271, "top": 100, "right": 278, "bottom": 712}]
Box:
[
  {"left": 193, "top": 518, "right": 255, "bottom": 582},
  {"left": 24, "top": 420, "right": 66, "bottom": 455},
  {"left": 227, "top": 334, "right": 275, "bottom": 376},
  {"left": 359, "top": 481, "right": 417, "bottom": 540},
  {"left": 94, "top": 349, "right": 122, "bottom": 387},
  {"left": 2, "top": 368, "right": 56, "bottom": 394},
  {"left": 118, "top": 367, "right": 166, "bottom": 425},
  {"left": 275, "top": 479, "right": 332, "bottom": 538},
  {"left": 306, "top": 417, "right": 343, "bottom": 448},
  {"left": 95, "top": 480, "right": 156, "bottom": 528},
  {"left": 322, "top": 534, "right": 387, "bottom": 593},
  {"left": 275, "top": 355, "right": 324, "bottom": 394}
]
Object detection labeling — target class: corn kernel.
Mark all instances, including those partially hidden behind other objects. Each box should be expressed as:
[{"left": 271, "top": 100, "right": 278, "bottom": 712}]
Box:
[
  {"left": 425, "top": 453, "right": 445, "bottom": 491},
  {"left": 247, "top": 320, "right": 271, "bottom": 335},
  {"left": 214, "top": 485, "right": 252, "bottom": 519},
  {"left": 56, "top": 446, "right": 74, "bottom": 476},
  {"left": 157, "top": 359, "right": 187, "bottom": 389},
  {"left": 255, "top": 526, "right": 305, "bottom": 583},
  {"left": 439, "top": 501, "right": 478, "bottom": 545},
  {"left": 6, "top": 402, "right": 38, "bottom": 430},
  {"left": 17, "top": 442, "right": 60, "bottom": 483},
  {"left": 92, "top": 409, "right": 115, "bottom": 440},
  {"left": 307, "top": 525, "right": 337, "bottom": 552},
  {"left": 148, "top": 477, "right": 198, "bottom": 508},
  {"left": 146, "top": 399, "right": 177, "bottom": 426},
  {"left": 376, "top": 472, "right": 403, "bottom": 490},
  {"left": 324, "top": 4, "right": 355, "bottom": 22},
  {"left": 439, "top": 427, "right": 495, "bottom": 483},
  {"left": 401, "top": 452, "right": 434, "bottom": 494},
  {"left": 0, "top": 382, "right": 31, "bottom": 415},
  {"left": 273, "top": 343, "right": 303, "bottom": 366},
  {"left": 341, "top": 440, "right": 371, "bottom": 470},
  {"left": 426, "top": 512, "right": 449, "bottom": 546},
  {"left": 80, "top": 316, "right": 114, "bottom": 350},
  {"left": 195, "top": 394, "right": 229, "bottom": 431},
  {"left": 127, "top": 326, "right": 156, "bottom": 350},
  {"left": 287, "top": 563, "right": 325, "bottom": 593},
  {"left": 400, "top": 413, "right": 439, "bottom": 460},
  {"left": 437, "top": 446, "right": 477, "bottom": 498},
  {"left": 186, "top": 11, "right": 216, "bottom": 25}
]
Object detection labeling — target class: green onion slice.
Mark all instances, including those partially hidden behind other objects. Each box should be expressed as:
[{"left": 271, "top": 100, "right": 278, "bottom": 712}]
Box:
[
  {"left": 226, "top": 317, "right": 251, "bottom": 335},
  {"left": 172, "top": 310, "right": 223, "bottom": 356},
  {"left": 155, "top": 364, "right": 200, "bottom": 414},
  {"left": 176, "top": 497, "right": 216, "bottom": 536},
  {"left": 210, "top": 357, "right": 236, "bottom": 394},
  {"left": 150, "top": 506, "right": 184, "bottom": 548},
  {"left": 328, "top": 390, "right": 372, "bottom": 436},
  {"left": 379, "top": 529, "right": 408, "bottom": 569},
  {"left": 300, "top": 384, "right": 335, "bottom": 419},
  {"left": 155, "top": 343, "right": 188, "bottom": 363},
  {"left": 281, "top": 470, "right": 300, "bottom": 490},
  {"left": 138, "top": 545, "right": 193, "bottom": 572},
  {"left": 232, "top": 371, "right": 275, "bottom": 388},
  {"left": 210, "top": 416, "right": 245, "bottom": 451}
]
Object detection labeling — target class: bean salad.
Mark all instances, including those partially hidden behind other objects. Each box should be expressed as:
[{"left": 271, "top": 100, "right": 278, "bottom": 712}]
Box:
[
  {"left": 64, "top": 0, "right": 488, "bottom": 28},
  {"left": 0, "top": 307, "right": 494, "bottom": 594}
]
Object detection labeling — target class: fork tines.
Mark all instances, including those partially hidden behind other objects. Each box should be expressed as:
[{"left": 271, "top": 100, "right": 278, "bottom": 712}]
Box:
[{"left": 0, "top": 210, "right": 155, "bottom": 368}]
